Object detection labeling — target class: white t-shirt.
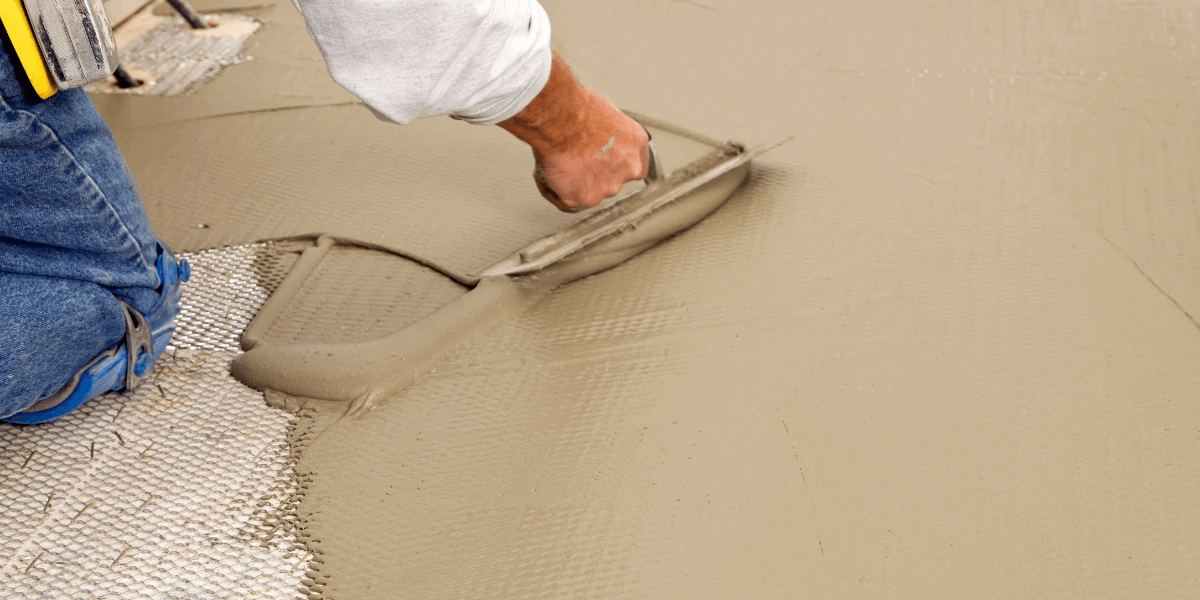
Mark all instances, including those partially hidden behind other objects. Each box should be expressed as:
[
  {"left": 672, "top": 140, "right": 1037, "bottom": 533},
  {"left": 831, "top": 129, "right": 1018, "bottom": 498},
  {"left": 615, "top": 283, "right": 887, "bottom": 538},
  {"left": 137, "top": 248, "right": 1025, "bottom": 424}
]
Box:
[{"left": 291, "top": 0, "right": 552, "bottom": 126}]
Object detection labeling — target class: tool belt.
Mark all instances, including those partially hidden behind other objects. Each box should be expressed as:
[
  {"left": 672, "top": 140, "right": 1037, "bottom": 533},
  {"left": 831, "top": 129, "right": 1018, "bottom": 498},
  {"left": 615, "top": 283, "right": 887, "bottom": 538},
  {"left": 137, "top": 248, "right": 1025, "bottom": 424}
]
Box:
[{"left": 0, "top": 0, "right": 117, "bottom": 99}]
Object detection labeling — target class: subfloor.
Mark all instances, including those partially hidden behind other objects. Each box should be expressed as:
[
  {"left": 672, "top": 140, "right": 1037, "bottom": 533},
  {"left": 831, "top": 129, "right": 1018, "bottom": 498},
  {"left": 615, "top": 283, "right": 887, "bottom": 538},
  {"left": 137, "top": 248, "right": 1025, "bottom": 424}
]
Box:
[{"left": 5, "top": 0, "right": 1200, "bottom": 598}]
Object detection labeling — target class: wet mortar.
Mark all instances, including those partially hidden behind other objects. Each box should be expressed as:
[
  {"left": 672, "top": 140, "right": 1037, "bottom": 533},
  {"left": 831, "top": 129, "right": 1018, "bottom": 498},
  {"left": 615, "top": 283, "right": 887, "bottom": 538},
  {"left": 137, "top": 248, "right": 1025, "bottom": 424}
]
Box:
[{"left": 95, "top": 0, "right": 1200, "bottom": 598}]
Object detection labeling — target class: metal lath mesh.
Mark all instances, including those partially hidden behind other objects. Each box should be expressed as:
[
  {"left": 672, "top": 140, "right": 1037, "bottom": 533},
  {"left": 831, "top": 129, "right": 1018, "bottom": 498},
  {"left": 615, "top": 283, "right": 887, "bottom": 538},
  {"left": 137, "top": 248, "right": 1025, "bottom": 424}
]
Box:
[
  {"left": 173, "top": 242, "right": 301, "bottom": 352},
  {"left": 0, "top": 244, "right": 309, "bottom": 599},
  {"left": 87, "top": 13, "right": 261, "bottom": 96}
]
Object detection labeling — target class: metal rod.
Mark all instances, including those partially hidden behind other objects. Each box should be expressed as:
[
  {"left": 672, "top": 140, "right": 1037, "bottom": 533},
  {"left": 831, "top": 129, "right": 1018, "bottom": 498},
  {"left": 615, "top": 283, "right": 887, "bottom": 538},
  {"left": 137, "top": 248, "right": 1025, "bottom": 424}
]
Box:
[
  {"left": 112, "top": 65, "right": 141, "bottom": 89},
  {"left": 164, "top": 0, "right": 209, "bottom": 29}
]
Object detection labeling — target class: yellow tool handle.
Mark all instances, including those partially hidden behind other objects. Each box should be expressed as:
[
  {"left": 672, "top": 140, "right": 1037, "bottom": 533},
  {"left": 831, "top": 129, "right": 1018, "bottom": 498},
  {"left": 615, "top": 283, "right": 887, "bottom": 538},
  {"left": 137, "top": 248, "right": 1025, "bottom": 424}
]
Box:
[{"left": 0, "top": 0, "right": 56, "bottom": 99}]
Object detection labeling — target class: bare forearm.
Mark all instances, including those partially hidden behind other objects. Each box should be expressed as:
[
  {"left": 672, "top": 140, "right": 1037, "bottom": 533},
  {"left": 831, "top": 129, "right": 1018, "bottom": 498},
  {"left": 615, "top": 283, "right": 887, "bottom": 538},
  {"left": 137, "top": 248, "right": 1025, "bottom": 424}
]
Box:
[
  {"left": 498, "top": 52, "right": 650, "bottom": 211},
  {"left": 498, "top": 53, "right": 589, "bottom": 154}
]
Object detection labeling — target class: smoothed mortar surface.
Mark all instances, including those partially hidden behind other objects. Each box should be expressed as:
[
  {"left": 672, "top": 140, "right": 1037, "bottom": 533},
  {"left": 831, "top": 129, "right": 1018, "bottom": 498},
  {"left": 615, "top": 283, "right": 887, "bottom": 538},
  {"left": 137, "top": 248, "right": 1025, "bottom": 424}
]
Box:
[{"left": 98, "top": 0, "right": 1200, "bottom": 598}]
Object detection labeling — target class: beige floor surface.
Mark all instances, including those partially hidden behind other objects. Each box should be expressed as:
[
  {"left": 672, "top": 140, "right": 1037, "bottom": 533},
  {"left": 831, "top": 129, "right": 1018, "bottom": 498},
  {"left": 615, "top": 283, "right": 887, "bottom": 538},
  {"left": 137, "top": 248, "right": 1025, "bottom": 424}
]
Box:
[{"left": 98, "top": 0, "right": 1200, "bottom": 598}]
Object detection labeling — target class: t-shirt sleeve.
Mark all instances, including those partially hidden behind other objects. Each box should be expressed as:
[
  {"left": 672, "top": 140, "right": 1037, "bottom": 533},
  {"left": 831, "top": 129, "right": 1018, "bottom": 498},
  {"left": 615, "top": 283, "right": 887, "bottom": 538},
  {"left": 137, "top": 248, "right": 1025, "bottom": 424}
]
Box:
[{"left": 291, "top": 0, "right": 552, "bottom": 125}]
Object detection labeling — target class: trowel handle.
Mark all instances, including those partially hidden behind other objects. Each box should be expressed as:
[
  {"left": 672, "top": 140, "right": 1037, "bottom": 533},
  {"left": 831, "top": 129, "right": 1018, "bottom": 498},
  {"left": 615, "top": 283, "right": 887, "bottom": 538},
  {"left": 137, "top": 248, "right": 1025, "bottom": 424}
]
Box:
[
  {"left": 643, "top": 140, "right": 662, "bottom": 186},
  {"left": 535, "top": 133, "right": 661, "bottom": 210}
]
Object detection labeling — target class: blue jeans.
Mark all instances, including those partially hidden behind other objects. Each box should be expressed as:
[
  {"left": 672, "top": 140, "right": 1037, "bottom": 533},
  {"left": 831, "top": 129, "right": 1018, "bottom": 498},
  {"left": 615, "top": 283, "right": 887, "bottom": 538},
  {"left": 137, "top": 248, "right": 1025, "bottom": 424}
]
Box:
[{"left": 1, "top": 44, "right": 163, "bottom": 418}]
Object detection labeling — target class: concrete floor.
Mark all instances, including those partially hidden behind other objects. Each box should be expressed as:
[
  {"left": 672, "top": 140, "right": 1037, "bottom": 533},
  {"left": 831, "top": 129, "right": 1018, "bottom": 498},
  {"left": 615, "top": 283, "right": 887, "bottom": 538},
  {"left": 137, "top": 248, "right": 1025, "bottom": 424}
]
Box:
[{"left": 87, "top": 0, "right": 1200, "bottom": 598}]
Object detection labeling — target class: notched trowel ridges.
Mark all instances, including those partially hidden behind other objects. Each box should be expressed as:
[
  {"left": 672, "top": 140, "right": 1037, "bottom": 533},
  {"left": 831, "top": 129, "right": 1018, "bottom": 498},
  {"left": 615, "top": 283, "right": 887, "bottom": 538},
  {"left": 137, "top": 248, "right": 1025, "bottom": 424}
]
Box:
[{"left": 230, "top": 117, "right": 753, "bottom": 415}]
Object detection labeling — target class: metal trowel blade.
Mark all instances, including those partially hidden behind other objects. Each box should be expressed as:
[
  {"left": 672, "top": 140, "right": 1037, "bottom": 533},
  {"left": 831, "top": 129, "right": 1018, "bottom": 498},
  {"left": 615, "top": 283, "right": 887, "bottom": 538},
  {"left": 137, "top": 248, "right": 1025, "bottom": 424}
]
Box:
[{"left": 478, "top": 141, "right": 750, "bottom": 278}]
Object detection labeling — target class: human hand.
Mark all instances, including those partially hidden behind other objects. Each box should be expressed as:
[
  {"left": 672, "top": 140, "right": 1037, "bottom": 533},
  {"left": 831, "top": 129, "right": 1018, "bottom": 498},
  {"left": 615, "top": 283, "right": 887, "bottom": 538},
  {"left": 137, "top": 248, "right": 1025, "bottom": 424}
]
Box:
[{"left": 498, "top": 53, "right": 650, "bottom": 212}]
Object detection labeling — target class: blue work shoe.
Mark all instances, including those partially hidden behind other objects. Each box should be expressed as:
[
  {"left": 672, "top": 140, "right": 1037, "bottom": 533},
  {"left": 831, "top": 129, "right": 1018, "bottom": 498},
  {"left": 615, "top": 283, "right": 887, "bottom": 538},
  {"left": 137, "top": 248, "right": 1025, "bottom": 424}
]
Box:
[{"left": 2, "top": 243, "right": 190, "bottom": 425}]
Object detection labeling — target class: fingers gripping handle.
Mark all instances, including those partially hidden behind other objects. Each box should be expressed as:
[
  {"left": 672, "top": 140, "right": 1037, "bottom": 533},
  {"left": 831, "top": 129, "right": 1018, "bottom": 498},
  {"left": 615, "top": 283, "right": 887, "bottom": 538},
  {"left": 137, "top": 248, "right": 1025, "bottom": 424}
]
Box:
[{"left": 536, "top": 128, "right": 659, "bottom": 212}]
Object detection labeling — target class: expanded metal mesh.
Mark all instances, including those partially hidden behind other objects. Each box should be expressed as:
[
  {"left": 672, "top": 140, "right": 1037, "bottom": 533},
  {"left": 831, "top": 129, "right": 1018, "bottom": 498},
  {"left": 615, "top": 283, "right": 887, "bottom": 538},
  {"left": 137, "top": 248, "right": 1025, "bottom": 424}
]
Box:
[
  {"left": 87, "top": 13, "right": 261, "bottom": 96},
  {"left": 0, "top": 244, "right": 309, "bottom": 599}
]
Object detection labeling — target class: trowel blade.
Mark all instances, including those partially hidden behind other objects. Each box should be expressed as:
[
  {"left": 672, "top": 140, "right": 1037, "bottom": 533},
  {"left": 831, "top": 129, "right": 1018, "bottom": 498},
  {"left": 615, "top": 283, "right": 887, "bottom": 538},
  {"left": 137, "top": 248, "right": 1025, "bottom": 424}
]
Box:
[{"left": 479, "top": 142, "right": 750, "bottom": 278}]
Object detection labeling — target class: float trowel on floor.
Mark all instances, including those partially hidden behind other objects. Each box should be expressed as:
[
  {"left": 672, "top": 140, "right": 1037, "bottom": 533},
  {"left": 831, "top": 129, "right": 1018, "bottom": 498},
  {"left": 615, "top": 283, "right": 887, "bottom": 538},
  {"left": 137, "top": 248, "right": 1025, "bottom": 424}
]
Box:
[
  {"left": 478, "top": 119, "right": 751, "bottom": 277},
  {"left": 230, "top": 113, "right": 755, "bottom": 413}
]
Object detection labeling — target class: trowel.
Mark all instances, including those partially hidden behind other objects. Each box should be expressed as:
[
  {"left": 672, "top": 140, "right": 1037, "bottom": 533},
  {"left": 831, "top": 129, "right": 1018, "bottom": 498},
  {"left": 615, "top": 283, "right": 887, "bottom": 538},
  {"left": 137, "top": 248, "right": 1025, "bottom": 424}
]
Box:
[
  {"left": 478, "top": 132, "right": 750, "bottom": 278},
  {"left": 230, "top": 113, "right": 757, "bottom": 412}
]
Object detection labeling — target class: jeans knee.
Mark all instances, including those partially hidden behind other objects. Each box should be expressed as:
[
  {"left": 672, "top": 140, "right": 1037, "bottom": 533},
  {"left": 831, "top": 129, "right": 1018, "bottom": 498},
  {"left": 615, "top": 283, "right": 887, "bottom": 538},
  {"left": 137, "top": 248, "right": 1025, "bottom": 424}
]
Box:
[{"left": 0, "top": 273, "right": 126, "bottom": 418}]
